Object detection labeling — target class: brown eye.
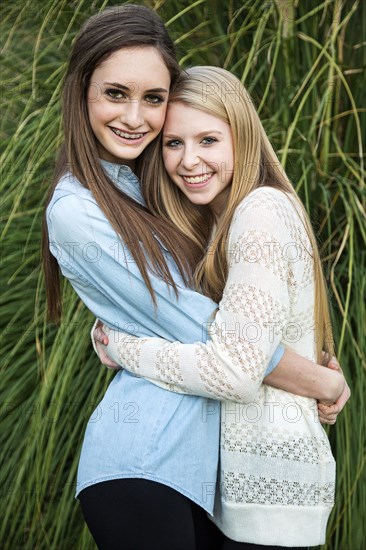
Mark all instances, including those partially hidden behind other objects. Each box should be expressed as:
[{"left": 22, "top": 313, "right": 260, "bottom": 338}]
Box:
[
  {"left": 105, "top": 89, "right": 127, "bottom": 101},
  {"left": 145, "top": 94, "right": 164, "bottom": 105}
]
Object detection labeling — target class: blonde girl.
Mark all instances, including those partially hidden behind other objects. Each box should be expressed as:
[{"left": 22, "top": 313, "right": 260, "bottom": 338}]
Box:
[{"left": 95, "top": 67, "right": 349, "bottom": 548}]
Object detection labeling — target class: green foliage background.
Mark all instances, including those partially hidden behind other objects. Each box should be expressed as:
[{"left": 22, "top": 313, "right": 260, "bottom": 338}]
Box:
[{"left": 1, "top": 0, "right": 365, "bottom": 548}]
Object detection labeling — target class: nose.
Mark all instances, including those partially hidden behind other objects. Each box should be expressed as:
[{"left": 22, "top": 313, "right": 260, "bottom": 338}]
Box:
[
  {"left": 120, "top": 100, "right": 144, "bottom": 129},
  {"left": 181, "top": 144, "right": 200, "bottom": 171}
]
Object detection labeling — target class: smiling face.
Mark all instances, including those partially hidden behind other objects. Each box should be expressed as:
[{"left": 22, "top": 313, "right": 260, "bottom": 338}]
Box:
[
  {"left": 87, "top": 47, "right": 171, "bottom": 168},
  {"left": 162, "top": 102, "right": 235, "bottom": 215}
]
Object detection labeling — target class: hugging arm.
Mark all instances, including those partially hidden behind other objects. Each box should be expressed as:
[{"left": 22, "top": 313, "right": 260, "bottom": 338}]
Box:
[
  {"left": 96, "top": 325, "right": 345, "bottom": 405},
  {"left": 47, "top": 187, "right": 280, "bottom": 373},
  {"left": 97, "top": 195, "right": 346, "bottom": 406}
]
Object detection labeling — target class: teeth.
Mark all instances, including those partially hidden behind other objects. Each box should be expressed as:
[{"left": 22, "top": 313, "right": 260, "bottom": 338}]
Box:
[
  {"left": 112, "top": 128, "right": 144, "bottom": 139},
  {"left": 183, "top": 173, "right": 213, "bottom": 184}
]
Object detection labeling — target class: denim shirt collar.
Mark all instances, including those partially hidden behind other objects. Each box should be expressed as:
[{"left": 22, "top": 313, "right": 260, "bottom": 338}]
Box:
[
  {"left": 100, "top": 159, "right": 146, "bottom": 207},
  {"left": 100, "top": 159, "right": 171, "bottom": 252}
]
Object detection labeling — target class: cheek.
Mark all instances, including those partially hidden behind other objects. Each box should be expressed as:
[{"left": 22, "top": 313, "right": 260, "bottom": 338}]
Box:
[
  {"left": 87, "top": 101, "right": 96, "bottom": 125},
  {"left": 150, "top": 102, "right": 168, "bottom": 131},
  {"left": 88, "top": 99, "right": 117, "bottom": 126},
  {"left": 162, "top": 151, "right": 176, "bottom": 176},
  {"left": 87, "top": 102, "right": 105, "bottom": 126}
]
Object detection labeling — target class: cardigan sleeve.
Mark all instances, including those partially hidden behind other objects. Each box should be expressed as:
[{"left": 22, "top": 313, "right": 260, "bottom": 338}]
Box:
[{"left": 104, "top": 188, "right": 293, "bottom": 403}]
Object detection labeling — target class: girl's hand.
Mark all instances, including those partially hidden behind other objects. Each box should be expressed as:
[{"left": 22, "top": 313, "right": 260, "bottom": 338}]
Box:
[
  {"left": 93, "top": 324, "right": 120, "bottom": 370},
  {"left": 318, "top": 356, "right": 351, "bottom": 425}
]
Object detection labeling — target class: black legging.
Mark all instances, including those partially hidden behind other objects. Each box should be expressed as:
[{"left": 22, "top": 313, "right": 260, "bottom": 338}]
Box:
[
  {"left": 222, "top": 541, "right": 307, "bottom": 550},
  {"left": 79, "top": 478, "right": 224, "bottom": 550},
  {"left": 79, "top": 478, "right": 308, "bottom": 550}
]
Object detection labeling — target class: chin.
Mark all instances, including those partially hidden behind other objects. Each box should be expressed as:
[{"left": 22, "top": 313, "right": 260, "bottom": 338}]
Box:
[{"left": 191, "top": 198, "right": 212, "bottom": 207}]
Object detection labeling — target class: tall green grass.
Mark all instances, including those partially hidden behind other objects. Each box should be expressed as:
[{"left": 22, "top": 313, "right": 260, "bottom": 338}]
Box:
[{"left": 1, "top": 1, "right": 365, "bottom": 548}]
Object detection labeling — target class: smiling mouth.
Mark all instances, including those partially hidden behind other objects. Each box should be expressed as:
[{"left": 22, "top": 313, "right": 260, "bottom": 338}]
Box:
[
  {"left": 110, "top": 127, "right": 146, "bottom": 140},
  {"left": 181, "top": 173, "right": 214, "bottom": 184}
]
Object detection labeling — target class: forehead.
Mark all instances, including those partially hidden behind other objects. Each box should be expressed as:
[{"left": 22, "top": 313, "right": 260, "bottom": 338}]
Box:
[
  {"left": 91, "top": 47, "right": 171, "bottom": 88},
  {"left": 164, "top": 102, "right": 228, "bottom": 133}
]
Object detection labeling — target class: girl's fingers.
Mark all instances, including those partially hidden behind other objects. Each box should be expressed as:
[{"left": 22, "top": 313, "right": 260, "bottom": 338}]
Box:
[
  {"left": 94, "top": 327, "right": 109, "bottom": 345},
  {"left": 319, "top": 416, "right": 337, "bottom": 425},
  {"left": 325, "top": 355, "right": 341, "bottom": 371},
  {"left": 326, "top": 361, "right": 339, "bottom": 371},
  {"left": 95, "top": 339, "right": 120, "bottom": 369},
  {"left": 334, "top": 383, "right": 351, "bottom": 412},
  {"left": 318, "top": 412, "right": 338, "bottom": 424},
  {"left": 318, "top": 403, "right": 339, "bottom": 425}
]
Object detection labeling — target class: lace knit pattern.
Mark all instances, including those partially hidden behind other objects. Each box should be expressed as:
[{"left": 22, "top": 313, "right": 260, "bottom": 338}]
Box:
[
  {"left": 195, "top": 345, "right": 243, "bottom": 401},
  {"left": 221, "top": 423, "right": 332, "bottom": 465},
  {"left": 114, "top": 336, "right": 148, "bottom": 373},
  {"left": 222, "top": 471, "right": 334, "bottom": 506}
]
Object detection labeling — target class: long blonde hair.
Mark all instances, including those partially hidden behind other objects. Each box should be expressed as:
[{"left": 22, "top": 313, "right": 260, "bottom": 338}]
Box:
[{"left": 140, "top": 66, "right": 334, "bottom": 361}]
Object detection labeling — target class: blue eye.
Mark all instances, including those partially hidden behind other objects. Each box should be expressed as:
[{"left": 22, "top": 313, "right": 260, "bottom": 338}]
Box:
[
  {"left": 164, "top": 139, "right": 182, "bottom": 148},
  {"left": 202, "top": 136, "right": 217, "bottom": 145}
]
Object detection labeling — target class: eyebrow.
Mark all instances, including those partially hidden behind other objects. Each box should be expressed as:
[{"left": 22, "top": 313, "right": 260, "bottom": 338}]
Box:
[
  {"left": 104, "top": 82, "right": 168, "bottom": 93},
  {"left": 164, "top": 130, "right": 224, "bottom": 138}
]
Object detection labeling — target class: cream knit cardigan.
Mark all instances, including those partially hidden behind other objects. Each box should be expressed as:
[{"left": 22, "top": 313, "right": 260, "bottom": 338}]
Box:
[{"left": 100, "top": 187, "right": 336, "bottom": 547}]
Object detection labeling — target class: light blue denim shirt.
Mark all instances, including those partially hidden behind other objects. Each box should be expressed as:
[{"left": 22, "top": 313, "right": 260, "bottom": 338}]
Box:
[{"left": 46, "top": 160, "right": 284, "bottom": 513}]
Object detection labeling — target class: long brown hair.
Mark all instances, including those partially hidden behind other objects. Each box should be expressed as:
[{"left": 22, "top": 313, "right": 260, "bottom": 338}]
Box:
[
  {"left": 43, "top": 5, "right": 199, "bottom": 321},
  {"left": 142, "top": 67, "right": 334, "bottom": 361}
]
